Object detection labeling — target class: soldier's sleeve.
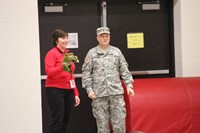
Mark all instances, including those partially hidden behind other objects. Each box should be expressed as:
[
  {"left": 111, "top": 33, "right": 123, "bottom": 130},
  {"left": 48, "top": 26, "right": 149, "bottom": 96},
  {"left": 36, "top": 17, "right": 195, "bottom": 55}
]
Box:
[
  {"left": 118, "top": 50, "right": 134, "bottom": 89},
  {"left": 81, "top": 51, "right": 93, "bottom": 93}
]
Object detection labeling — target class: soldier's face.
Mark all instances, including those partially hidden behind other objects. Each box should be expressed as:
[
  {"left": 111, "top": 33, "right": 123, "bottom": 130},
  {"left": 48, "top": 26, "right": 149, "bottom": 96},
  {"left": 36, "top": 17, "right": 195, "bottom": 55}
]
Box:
[{"left": 97, "top": 33, "right": 110, "bottom": 46}]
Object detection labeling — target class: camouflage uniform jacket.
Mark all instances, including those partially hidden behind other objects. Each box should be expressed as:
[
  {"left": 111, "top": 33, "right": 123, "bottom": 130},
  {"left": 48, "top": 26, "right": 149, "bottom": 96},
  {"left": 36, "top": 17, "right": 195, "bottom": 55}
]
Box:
[{"left": 82, "top": 45, "right": 133, "bottom": 97}]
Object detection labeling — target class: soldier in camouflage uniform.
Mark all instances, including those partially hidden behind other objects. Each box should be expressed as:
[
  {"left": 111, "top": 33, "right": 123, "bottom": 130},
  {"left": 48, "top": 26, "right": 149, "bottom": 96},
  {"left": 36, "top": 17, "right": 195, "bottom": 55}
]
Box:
[{"left": 82, "top": 27, "right": 135, "bottom": 133}]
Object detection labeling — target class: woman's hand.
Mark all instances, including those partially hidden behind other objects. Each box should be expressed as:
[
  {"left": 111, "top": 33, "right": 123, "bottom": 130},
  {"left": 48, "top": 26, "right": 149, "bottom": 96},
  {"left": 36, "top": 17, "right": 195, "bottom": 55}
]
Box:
[{"left": 74, "top": 96, "right": 80, "bottom": 107}]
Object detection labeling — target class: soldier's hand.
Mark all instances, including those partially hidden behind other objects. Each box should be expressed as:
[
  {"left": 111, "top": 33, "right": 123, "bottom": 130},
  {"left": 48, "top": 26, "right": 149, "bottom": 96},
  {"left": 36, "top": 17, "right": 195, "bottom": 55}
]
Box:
[
  {"left": 88, "top": 90, "right": 96, "bottom": 99},
  {"left": 127, "top": 88, "right": 135, "bottom": 96}
]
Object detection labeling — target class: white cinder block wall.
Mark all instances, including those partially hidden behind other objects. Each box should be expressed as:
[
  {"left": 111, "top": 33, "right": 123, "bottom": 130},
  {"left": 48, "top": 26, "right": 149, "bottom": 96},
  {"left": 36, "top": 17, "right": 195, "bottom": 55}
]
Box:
[
  {"left": 0, "top": 1, "right": 42, "bottom": 133},
  {"left": 174, "top": 0, "right": 200, "bottom": 77}
]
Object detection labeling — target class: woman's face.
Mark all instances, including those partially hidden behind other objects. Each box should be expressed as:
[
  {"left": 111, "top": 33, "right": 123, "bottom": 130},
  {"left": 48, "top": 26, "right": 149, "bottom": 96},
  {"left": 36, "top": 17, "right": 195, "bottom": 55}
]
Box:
[{"left": 56, "top": 36, "right": 68, "bottom": 49}]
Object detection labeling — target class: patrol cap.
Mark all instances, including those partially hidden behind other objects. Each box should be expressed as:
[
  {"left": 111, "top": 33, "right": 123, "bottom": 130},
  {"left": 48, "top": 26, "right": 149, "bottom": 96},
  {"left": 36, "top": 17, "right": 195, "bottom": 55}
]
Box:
[{"left": 96, "top": 27, "right": 110, "bottom": 35}]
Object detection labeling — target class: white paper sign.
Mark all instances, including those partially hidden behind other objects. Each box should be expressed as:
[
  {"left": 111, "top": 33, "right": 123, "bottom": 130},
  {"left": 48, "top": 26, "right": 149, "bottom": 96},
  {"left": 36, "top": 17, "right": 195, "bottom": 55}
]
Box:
[{"left": 67, "top": 33, "right": 79, "bottom": 48}]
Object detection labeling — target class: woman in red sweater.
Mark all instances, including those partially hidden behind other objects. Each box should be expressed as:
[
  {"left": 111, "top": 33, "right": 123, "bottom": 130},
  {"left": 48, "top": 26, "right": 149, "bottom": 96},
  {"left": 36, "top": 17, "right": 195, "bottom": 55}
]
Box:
[{"left": 44, "top": 29, "right": 80, "bottom": 133}]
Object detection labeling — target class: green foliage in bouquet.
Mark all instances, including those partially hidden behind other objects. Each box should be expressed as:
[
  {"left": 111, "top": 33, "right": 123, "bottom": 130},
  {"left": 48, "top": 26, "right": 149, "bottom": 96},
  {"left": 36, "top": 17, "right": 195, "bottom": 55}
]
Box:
[{"left": 62, "top": 52, "right": 79, "bottom": 73}]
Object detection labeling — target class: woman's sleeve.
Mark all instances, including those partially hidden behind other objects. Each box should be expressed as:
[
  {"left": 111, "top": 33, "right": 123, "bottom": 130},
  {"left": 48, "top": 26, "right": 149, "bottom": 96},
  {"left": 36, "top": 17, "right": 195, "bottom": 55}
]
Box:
[
  {"left": 73, "top": 87, "right": 79, "bottom": 96},
  {"left": 45, "top": 51, "right": 63, "bottom": 77}
]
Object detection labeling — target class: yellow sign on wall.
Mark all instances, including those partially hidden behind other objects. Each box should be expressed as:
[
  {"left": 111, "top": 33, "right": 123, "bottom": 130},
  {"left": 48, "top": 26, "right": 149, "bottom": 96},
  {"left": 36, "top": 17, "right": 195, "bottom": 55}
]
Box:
[{"left": 127, "top": 32, "right": 144, "bottom": 48}]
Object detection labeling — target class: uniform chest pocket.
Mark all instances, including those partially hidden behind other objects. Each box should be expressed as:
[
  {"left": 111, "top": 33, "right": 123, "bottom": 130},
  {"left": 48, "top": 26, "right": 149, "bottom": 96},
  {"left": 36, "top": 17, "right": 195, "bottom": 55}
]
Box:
[
  {"left": 104, "top": 55, "right": 119, "bottom": 68},
  {"left": 92, "top": 55, "right": 120, "bottom": 70},
  {"left": 92, "top": 56, "right": 103, "bottom": 68}
]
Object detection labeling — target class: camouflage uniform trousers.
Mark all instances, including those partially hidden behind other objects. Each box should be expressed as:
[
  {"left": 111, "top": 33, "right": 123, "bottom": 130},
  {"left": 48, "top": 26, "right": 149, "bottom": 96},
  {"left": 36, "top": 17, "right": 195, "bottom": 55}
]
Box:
[{"left": 92, "top": 94, "right": 126, "bottom": 133}]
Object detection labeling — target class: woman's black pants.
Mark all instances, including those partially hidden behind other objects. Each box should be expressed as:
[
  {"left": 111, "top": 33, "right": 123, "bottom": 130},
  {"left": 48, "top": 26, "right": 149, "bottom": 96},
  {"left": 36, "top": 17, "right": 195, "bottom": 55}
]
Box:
[{"left": 46, "top": 87, "right": 73, "bottom": 133}]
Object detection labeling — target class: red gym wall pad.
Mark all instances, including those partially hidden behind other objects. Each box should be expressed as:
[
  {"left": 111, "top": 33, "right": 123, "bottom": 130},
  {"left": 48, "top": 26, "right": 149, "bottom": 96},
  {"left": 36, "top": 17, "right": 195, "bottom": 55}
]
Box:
[{"left": 122, "top": 77, "right": 200, "bottom": 133}]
